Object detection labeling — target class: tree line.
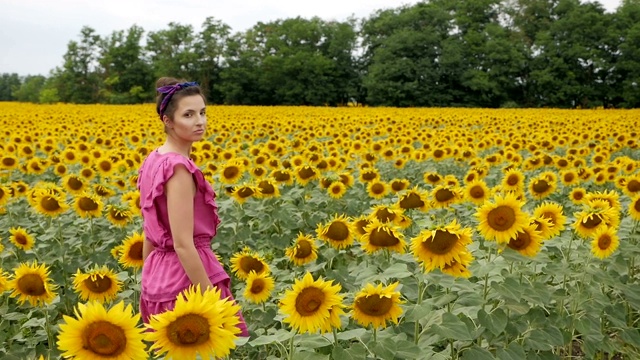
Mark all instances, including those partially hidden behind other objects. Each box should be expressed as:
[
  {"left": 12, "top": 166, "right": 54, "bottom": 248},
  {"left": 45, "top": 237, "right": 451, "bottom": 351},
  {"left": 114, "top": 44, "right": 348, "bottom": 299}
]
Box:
[{"left": 2, "top": 0, "right": 640, "bottom": 108}]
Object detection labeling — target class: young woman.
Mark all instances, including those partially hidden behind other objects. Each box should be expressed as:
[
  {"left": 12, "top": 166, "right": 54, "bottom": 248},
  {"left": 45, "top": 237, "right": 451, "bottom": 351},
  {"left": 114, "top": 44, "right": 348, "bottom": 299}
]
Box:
[{"left": 137, "top": 77, "right": 248, "bottom": 335}]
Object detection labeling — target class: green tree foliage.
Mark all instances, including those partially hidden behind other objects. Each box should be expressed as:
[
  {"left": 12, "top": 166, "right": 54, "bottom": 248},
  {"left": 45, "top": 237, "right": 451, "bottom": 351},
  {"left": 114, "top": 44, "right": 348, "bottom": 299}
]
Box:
[{"left": 4, "top": 0, "right": 640, "bottom": 108}]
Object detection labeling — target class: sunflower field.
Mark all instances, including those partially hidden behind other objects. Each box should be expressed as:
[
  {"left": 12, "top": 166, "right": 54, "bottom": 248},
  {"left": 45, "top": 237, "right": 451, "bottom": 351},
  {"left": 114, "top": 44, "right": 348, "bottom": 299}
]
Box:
[{"left": 0, "top": 103, "right": 639, "bottom": 360}]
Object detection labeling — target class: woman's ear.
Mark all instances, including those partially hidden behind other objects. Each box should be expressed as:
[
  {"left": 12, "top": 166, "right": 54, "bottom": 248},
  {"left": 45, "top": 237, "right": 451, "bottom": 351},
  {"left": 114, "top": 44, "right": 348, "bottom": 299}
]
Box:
[{"left": 162, "top": 115, "right": 172, "bottom": 128}]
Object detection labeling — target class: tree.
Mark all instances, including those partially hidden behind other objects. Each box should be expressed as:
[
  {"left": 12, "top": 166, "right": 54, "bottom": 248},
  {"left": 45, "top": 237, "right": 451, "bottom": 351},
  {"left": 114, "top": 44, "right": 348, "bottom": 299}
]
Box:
[
  {"left": 146, "top": 23, "right": 200, "bottom": 81},
  {"left": 12, "top": 75, "right": 46, "bottom": 103},
  {"left": 196, "top": 17, "right": 232, "bottom": 103},
  {"left": 0, "top": 73, "right": 21, "bottom": 101}
]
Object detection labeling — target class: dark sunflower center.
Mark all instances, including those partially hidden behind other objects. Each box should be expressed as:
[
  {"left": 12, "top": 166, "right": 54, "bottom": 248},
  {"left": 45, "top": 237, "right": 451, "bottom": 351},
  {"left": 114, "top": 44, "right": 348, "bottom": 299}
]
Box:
[
  {"left": 542, "top": 212, "right": 557, "bottom": 227},
  {"left": 374, "top": 208, "right": 396, "bottom": 223},
  {"left": 369, "top": 228, "right": 400, "bottom": 247},
  {"left": 598, "top": 234, "right": 611, "bottom": 249},
  {"left": 273, "top": 171, "right": 291, "bottom": 182},
  {"left": 79, "top": 197, "right": 99, "bottom": 211},
  {"left": 391, "top": 181, "right": 406, "bottom": 192},
  {"left": 371, "top": 183, "right": 385, "bottom": 195},
  {"left": 356, "top": 294, "right": 393, "bottom": 316},
  {"left": 354, "top": 219, "right": 370, "bottom": 235},
  {"left": 433, "top": 149, "right": 444, "bottom": 158},
  {"left": 424, "top": 230, "right": 457, "bottom": 255},
  {"left": 128, "top": 242, "right": 143, "bottom": 261},
  {"left": 627, "top": 180, "right": 640, "bottom": 193},
  {"left": 564, "top": 173, "right": 575, "bottom": 182},
  {"left": 17, "top": 274, "right": 46, "bottom": 296},
  {"left": 532, "top": 180, "right": 550, "bottom": 193},
  {"left": 508, "top": 231, "right": 530, "bottom": 250},
  {"left": 240, "top": 256, "right": 264, "bottom": 274},
  {"left": 81, "top": 169, "right": 93, "bottom": 178},
  {"left": 435, "top": 188, "right": 455, "bottom": 202},
  {"left": 399, "top": 193, "right": 424, "bottom": 209},
  {"left": 572, "top": 191, "right": 584, "bottom": 201},
  {"left": 427, "top": 174, "right": 440, "bottom": 182},
  {"left": 298, "top": 167, "right": 316, "bottom": 180},
  {"left": 99, "top": 161, "right": 111, "bottom": 172},
  {"left": 634, "top": 199, "right": 640, "bottom": 212},
  {"left": 258, "top": 181, "right": 275, "bottom": 195},
  {"left": 331, "top": 184, "right": 344, "bottom": 194},
  {"left": 507, "top": 175, "right": 519, "bottom": 186},
  {"left": 558, "top": 159, "right": 568, "bottom": 167},
  {"left": 470, "top": 185, "right": 485, "bottom": 199},
  {"left": 68, "top": 177, "right": 84, "bottom": 190},
  {"left": 95, "top": 186, "right": 110, "bottom": 197},
  {"left": 15, "top": 234, "right": 28, "bottom": 245},
  {"left": 167, "top": 314, "right": 210, "bottom": 346},
  {"left": 83, "top": 275, "right": 113, "bottom": 293},
  {"left": 253, "top": 167, "right": 265, "bottom": 177},
  {"left": 41, "top": 196, "right": 62, "bottom": 211},
  {"left": 250, "top": 279, "right": 265, "bottom": 294},
  {"left": 2, "top": 157, "right": 16, "bottom": 166},
  {"left": 339, "top": 174, "right": 350, "bottom": 185},
  {"left": 223, "top": 166, "right": 239, "bottom": 179},
  {"left": 295, "top": 240, "right": 313, "bottom": 258},
  {"left": 83, "top": 321, "right": 127, "bottom": 356},
  {"left": 487, "top": 206, "right": 516, "bottom": 231},
  {"left": 295, "top": 287, "right": 325, "bottom": 316},
  {"left": 237, "top": 187, "right": 255, "bottom": 198},
  {"left": 326, "top": 222, "right": 349, "bottom": 241},
  {"left": 110, "top": 209, "right": 128, "bottom": 221},
  {"left": 582, "top": 214, "right": 602, "bottom": 228}
]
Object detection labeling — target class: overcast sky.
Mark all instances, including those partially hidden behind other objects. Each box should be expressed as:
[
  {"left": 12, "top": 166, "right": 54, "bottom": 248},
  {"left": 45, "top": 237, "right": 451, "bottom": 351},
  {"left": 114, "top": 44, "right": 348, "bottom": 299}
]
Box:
[{"left": 0, "top": 0, "right": 621, "bottom": 76}]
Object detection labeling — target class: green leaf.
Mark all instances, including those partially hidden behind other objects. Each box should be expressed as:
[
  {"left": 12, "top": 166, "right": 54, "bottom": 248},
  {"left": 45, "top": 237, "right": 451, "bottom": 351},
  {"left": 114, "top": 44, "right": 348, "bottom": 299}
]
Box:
[
  {"left": 297, "top": 334, "right": 332, "bottom": 349},
  {"left": 524, "top": 326, "right": 564, "bottom": 351},
  {"left": 431, "top": 293, "right": 457, "bottom": 307},
  {"left": 394, "top": 340, "right": 422, "bottom": 358},
  {"left": 336, "top": 328, "right": 367, "bottom": 341},
  {"left": 432, "top": 312, "right": 474, "bottom": 341},
  {"left": 477, "top": 308, "right": 507, "bottom": 336},
  {"left": 382, "top": 263, "right": 412, "bottom": 279},
  {"left": 461, "top": 346, "right": 496, "bottom": 360},
  {"left": 496, "top": 342, "right": 526, "bottom": 360},
  {"left": 492, "top": 277, "right": 523, "bottom": 302},
  {"left": 295, "top": 351, "right": 329, "bottom": 360},
  {"left": 404, "top": 303, "right": 432, "bottom": 322},
  {"left": 332, "top": 346, "right": 355, "bottom": 360},
  {"left": 620, "top": 329, "right": 640, "bottom": 348}
]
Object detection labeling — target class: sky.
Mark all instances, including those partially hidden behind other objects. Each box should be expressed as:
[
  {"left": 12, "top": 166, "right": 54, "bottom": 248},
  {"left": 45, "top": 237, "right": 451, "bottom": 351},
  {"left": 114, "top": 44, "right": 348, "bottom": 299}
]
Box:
[{"left": 0, "top": 0, "right": 622, "bottom": 76}]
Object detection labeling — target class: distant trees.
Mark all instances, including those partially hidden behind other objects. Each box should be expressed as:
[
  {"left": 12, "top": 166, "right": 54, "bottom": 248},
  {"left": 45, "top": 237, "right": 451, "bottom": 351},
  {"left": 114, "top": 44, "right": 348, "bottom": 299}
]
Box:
[{"left": 4, "top": 0, "right": 640, "bottom": 108}]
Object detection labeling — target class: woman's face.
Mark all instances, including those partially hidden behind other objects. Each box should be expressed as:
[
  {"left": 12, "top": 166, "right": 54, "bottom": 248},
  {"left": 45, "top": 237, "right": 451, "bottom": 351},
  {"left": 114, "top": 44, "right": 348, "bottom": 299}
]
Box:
[{"left": 165, "top": 94, "right": 207, "bottom": 142}]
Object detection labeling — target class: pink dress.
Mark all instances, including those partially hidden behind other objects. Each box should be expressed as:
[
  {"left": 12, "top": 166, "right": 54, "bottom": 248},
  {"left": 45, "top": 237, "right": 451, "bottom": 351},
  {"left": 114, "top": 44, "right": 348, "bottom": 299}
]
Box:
[{"left": 137, "top": 149, "right": 248, "bottom": 336}]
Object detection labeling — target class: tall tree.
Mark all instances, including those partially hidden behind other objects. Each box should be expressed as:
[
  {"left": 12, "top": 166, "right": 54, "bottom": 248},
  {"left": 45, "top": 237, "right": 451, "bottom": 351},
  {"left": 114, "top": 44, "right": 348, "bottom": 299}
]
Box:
[
  {"left": 196, "top": 17, "right": 232, "bottom": 103},
  {"left": 146, "top": 23, "right": 200, "bottom": 81},
  {"left": 12, "top": 75, "right": 46, "bottom": 103},
  {"left": 0, "top": 73, "right": 21, "bottom": 101}
]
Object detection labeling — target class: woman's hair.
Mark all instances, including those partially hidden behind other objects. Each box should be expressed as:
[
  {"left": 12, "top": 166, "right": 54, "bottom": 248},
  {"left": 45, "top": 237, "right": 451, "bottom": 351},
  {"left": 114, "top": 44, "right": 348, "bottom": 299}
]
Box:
[{"left": 155, "top": 77, "right": 205, "bottom": 120}]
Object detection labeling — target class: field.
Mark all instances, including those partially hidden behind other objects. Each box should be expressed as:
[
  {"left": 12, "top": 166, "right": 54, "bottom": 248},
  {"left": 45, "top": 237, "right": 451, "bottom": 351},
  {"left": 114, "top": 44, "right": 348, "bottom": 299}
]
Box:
[{"left": 0, "top": 103, "right": 639, "bottom": 359}]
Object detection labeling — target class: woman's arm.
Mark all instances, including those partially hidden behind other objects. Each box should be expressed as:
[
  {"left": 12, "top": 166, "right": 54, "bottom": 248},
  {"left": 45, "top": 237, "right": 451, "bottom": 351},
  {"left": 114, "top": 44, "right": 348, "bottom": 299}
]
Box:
[
  {"left": 142, "top": 237, "right": 155, "bottom": 262},
  {"left": 166, "top": 164, "right": 213, "bottom": 290}
]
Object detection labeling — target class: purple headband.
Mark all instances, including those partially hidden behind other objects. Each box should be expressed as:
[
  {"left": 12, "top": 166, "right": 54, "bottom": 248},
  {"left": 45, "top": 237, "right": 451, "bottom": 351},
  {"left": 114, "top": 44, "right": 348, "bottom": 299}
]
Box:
[{"left": 157, "top": 81, "right": 199, "bottom": 118}]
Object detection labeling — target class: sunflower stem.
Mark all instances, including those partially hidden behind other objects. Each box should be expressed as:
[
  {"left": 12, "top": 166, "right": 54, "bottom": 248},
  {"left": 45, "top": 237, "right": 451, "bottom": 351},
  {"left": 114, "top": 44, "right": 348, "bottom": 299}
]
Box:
[
  {"left": 44, "top": 306, "right": 53, "bottom": 354},
  {"left": 333, "top": 327, "right": 339, "bottom": 346},
  {"left": 287, "top": 332, "right": 295, "bottom": 360},
  {"left": 414, "top": 277, "right": 423, "bottom": 344},
  {"left": 57, "top": 218, "right": 71, "bottom": 314}
]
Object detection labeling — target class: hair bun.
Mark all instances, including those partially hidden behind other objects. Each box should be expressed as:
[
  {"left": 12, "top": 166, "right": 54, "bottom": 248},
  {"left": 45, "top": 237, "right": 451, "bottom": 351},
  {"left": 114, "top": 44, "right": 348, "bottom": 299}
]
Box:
[{"left": 155, "top": 77, "right": 181, "bottom": 89}]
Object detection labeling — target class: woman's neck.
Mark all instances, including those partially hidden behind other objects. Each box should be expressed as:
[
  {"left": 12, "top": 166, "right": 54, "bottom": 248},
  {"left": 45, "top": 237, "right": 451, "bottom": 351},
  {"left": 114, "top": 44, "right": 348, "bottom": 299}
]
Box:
[{"left": 160, "top": 136, "right": 192, "bottom": 158}]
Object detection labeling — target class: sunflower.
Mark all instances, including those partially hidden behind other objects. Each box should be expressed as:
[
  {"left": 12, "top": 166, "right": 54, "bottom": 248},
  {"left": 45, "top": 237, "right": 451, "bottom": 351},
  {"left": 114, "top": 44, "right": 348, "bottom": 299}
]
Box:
[
  {"left": 560, "top": 169, "right": 580, "bottom": 187},
  {"left": 430, "top": 185, "right": 463, "bottom": 209},
  {"left": 149, "top": 284, "right": 241, "bottom": 349},
  {"left": 72, "top": 266, "right": 122, "bottom": 303},
  {"left": 532, "top": 202, "right": 567, "bottom": 238},
  {"left": 270, "top": 169, "right": 295, "bottom": 186},
  {"left": 121, "top": 191, "right": 141, "bottom": 215},
  {"left": 397, "top": 187, "right": 429, "bottom": 211},
  {"left": 8, "top": 227, "right": 35, "bottom": 251},
  {"left": 585, "top": 190, "right": 621, "bottom": 211},
  {"left": 279, "top": 272, "right": 344, "bottom": 334},
  {"left": 423, "top": 171, "right": 442, "bottom": 185},
  {"left": 73, "top": 192, "right": 104, "bottom": 218},
  {"left": 61, "top": 174, "right": 87, "bottom": 194},
  {"left": 569, "top": 187, "right": 587, "bottom": 205},
  {"left": 316, "top": 214, "right": 356, "bottom": 250},
  {"left": 368, "top": 204, "right": 404, "bottom": 226},
  {"left": 629, "top": 196, "right": 640, "bottom": 221},
  {"left": 476, "top": 193, "right": 529, "bottom": 244},
  {"left": 501, "top": 168, "right": 525, "bottom": 192},
  {"left": 410, "top": 219, "right": 473, "bottom": 272},
  {"left": 528, "top": 175, "right": 556, "bottom": 200},
  {"left": 622, "top": 175, "right": 640, "bottom": 197},
  {"left": 530, "top": 216, "right": 554, "bottom": 241},
  {"left": 573, "top": 205, "right": 618, "bottom": 239},
  {"left": 590, "top": 226, "right": 619, "bottom": 259},
  {"left": 352, "top": 215, "right": 372, "bottom": 237},
  {"left": 79, "top": 167, "right": 96, "bottom": 181},
  {"left": 441, "top": 251, "right": 474, "bottom": 278},
  {"left": 506, "top": 224, "right": 543, "bottom": 257},
  {"left": 8, "top": 261, "right": 56, "bottom": 306},
  {"left": 219, "top": 161, "right": 245, "bottom": 184},
  {"left": 360, "top": 220, "right": 406, "bottom": 254},
  {"left": 32, "top": 190, "right": 69, "bottom": 217},
  {"left": 118, "top": 232, "right": 144, "bottom": 269},
  {"left": 327, "top": 181, "right": 347, "bottom": 199},
  {"left": 0, "top": 271, "right": 8, "bottom": 293},
  {"left": 338, "top": 172, "right": 355, "bottom": 187},
  {"left": 57, "top": 301, "right": 146, "bottom": 360},
  {"left": 231, "top": 184, "right": 259, "bottom": 204},
  {"left": 230, "top": 248, "right": 270, "bottom": 280},
  {"left": 105, "top": 204, "right": 133, "bottom": 227},
  {"left": 365, "top": 179, "right": 389, "bottom": 199},
  {"left": 94, "top": 184, "right": 116, "bottom": 198},
  {"left": 285, "top": 233, "right": 318, "bottom": 266},
  {"left": 0, "top": 155, "right": 19, "bottom": 170},
  {"left": 351, "top": 282, "right": 404, "bottom": 329},
  {"left": 359, "top": 168, "right": 380, "bottom": 183},
  {"left": 464, "top": 179, "right": 491, "bottom": 205},
  {"left": 390, "top": 179, "right": 410, "bottom": 193},
  {"left": 243, "top": 271, "right": 275, "bottom": 304}
]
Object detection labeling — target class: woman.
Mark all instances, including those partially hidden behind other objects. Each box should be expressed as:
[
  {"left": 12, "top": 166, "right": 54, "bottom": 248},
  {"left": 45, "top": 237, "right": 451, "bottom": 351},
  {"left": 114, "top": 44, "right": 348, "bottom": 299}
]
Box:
[{"left": 137, "top": 77, "right": 248, "bottom": 336}]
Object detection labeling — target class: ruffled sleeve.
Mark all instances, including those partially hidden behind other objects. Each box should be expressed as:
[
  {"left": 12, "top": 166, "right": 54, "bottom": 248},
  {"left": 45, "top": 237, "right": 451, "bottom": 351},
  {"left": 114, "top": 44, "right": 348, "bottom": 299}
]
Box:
[{"left": 141, "top": 154, "right": 200, "bottom": 210}]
